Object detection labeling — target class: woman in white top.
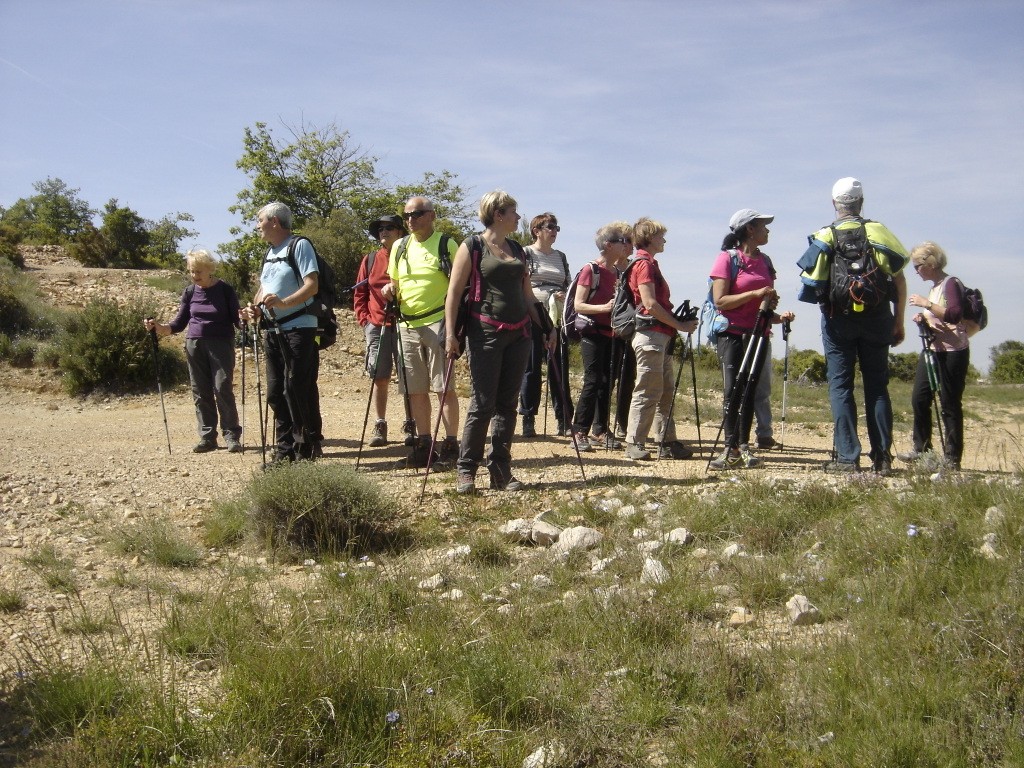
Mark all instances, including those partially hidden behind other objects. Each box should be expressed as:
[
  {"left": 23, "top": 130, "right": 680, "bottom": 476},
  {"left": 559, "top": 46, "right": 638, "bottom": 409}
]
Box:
[{"left": 518, "top": 212, "right": 573, "bottom": 437}]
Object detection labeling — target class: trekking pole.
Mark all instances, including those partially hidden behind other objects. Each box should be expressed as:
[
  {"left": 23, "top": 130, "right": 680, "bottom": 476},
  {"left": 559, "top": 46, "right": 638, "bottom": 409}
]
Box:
[
  {"left": 418, "top": 355, "right": 457, "bottom": 502},
  {"left": 918, "top": 320, "right": 946, "bottom": 453},
  {"left": 543, "top": 345, "right": 550, "bottom": 436},
  {"left": 688, "top": 333, "right": 702, "bottom": 454},
  {"left": 239, "top": 323, "right": 248, "bottom": 454},
  {"left": 779, "top": 319, "right": 791, "bottom": 450},
  {"left": 146, "top": 322, "right": 173, "bottom": 455},
  {"left": 356, "top": 314, "right": 391, "bottom": 471},
  {"left": 706, "top": 298, "right": 773, "bottom": 471},
  {"left": 252, "top": 316, "right": 267, "bottom": 469},
  {"left": 548, "top": 353, "right": 587, "bottom": 483},
  {"left": 611, "top": 338, "right": 629, "bottom": 440}
]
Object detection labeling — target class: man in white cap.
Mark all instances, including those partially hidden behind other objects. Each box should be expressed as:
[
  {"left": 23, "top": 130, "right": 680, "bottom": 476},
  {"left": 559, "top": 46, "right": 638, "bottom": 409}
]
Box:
[{"left": 797, "top": 177, "right": 908, "bottom": 475}]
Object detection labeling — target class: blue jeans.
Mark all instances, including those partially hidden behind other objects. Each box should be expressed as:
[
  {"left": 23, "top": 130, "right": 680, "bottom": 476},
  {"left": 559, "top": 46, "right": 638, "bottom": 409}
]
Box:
[{"left": 820, "top": 310, "right": 894, "bottom": 464}]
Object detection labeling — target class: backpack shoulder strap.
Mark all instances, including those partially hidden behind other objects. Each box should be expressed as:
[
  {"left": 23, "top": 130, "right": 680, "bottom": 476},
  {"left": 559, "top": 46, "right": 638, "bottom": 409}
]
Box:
[
  {"left": 438, "top": 234, "right": 453, "bottom": 278},
  {"left": 395, "top": 235, "right": 412, "bottom": 273},
  {"left": 559, "top": 249, "right": 570, "bottom": 283},
  {"left": 467, "top": 234, "right": 485, "bottom": 303}
]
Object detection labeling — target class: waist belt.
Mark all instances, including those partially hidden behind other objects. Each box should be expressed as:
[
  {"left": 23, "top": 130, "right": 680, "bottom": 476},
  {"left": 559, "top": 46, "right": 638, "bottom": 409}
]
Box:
[{"left": 470, "top": 311, "right": 531, "bottom": 337}]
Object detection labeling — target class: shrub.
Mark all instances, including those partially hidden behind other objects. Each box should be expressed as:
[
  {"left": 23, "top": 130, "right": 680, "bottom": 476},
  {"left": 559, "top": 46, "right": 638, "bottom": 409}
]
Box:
[
  {"left": 56, "top": 298, "right": 187, "bottom": 395},
  {"left": 108, "top": 518, "right": 204, "bottom": 568},
  {"left": 888, "top": 351, "right": 919, "bottom": 382},
  {"left": 0, "top": 332, "right": 10, "bottom": 359},
  {"left": 788, "top": 347, "right": 827, "bottom": 383},
  {"left": 8, "top": 337, "right": 36, "bottom": 367},
  {"left": 990, "top": 349, "right": 1024, "bottom": 384},
  {"left": 244, "top": 462, "right": 406, "bottom": 556}
]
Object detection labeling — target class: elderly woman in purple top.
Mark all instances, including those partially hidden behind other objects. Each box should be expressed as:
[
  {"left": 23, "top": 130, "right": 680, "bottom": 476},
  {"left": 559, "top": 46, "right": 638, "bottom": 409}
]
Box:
[
  {"left": 899, "top": 241, "right": 970, "bottom": 470},
  {"left": 144, "top": 249, "right": 242, "bottom": 453}
]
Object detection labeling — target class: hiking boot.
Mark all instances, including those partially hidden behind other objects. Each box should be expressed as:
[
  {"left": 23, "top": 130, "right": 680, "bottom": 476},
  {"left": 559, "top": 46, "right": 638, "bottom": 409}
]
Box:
[
  {"left": 368, "top": 420, "right": 388, "bottom": 447},
  {"left": 193, "top": 439, "right": 217, "bottom": 453},
  {"left": 757, "top": 437, "right": 777, "bottom": 450},
  {"left": 709, "top": 449, "right": 742, "bottom": 470},
  {"left": 456, "top": 472, "right": 477, "bottom": 495},
  {"left": 592, "top": 431, "right": 622, "bottom": 450},
  {"left": 822, "top": 459, "right": 859, "bottom": 474},
  {"left": 397, "top": 438, "right": 438, "bottom": 469},
  {"left": 572, "top": 432, "right": 593, "bottom": 452},
  {"left": 488, "top": 464, "right": 524, "bottom": 491},
  {"left": 613, "top": 425, "right": 627, "bottom": 440},
  {"left": 269, "top": 450, "right": 294, "bottom": 466},
  {"left": 897, "top": 449, "right": 922, "bottom": 463},
  {"left": 658, "top": 440, "right": 694, "bottom": 460},
  {"left": 225, "top": 438, "right": 243, "bottom": 454},
  {"left": 438, "top": 436, "right": 460, "bottom": 463},
  {"left": 624, "top": 443, "right": 652, "bottom": 461},
  {"left": 557, "top": 421, "right": 569, "bottom": 437},
  {"left": 872, "top": 454, "right": 893, "bottom": 477},
  {"left": 739, "top": 448, "right": 762, "bottom": 468},
  {"left": 521, "top": 415, "right": 537, "bottom": 438}
]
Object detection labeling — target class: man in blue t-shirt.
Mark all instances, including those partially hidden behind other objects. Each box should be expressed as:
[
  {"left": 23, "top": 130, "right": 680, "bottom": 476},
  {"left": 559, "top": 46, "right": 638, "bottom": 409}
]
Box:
[{"left": 242, "top": 201, "right": 322, "bottom": 462}]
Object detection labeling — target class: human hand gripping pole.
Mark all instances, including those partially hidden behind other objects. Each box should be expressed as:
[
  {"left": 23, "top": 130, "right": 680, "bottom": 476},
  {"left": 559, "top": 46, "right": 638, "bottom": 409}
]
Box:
[{"left": 145, "top": 319, "right": 172, "bottom": 456}]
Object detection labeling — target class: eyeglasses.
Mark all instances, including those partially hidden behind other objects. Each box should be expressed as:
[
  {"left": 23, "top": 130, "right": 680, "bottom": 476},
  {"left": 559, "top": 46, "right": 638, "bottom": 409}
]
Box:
[
  {"left": 540, "top": 224, "right": 560, "bottom": 232},
  {"left": 608, "top": 238, "right": 632, "bottom": 245},
  {"left": 403, "top": 209, "right": 432, "bottom": 221},
  {"left": 913, "top": 263, "right": 924, "bottom": 272}
]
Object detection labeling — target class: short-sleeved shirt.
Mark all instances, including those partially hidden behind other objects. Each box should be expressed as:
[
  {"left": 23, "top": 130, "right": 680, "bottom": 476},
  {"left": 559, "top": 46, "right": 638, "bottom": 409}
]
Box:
[
  {"left": 526, "top": 246, "right": 569, "bottom": 303},
  {"left": 260, "top": 235, "right": 318, "bottom": 330},
  {"left": 577, "top": 261, "right": 617, "bottom": 337},
  {"left": 628, "top": 250, "right": 673, "bottom": 335},
  {"left": 389, "top": 231, "right": 455, "bottom": 328},
  {"left": 709, "top": 249, "right": 775, "bottom": 334}
]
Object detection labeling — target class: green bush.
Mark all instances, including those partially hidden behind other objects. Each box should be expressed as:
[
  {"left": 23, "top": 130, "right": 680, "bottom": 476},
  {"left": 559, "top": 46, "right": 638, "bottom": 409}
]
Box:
[
  {"left": 990, "top": 349, "right": 1024, "bottom": 384},
  {"left": 8, "top": 337, "right": 36, "bottom": 367},
  {"left": 787, "top": 347, "right": 827, "bottom": 383},
  {"left": 56, "top": 298, "right": 187, "bottom": 396},
  {"left": 888, "top": 351, "right": 920, "bottom": 383},
  {"left": 243, "top": 462, "right": 407, "bottom": 556}
]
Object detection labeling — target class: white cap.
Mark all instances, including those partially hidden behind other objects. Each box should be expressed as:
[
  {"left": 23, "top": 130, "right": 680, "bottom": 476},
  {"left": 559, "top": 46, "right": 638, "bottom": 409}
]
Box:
[
  {"left": 729, "top": 208, "right": 774, "bottom": 232},
  {"left": 832, "top": 177, "right": 863, "bottom": 203}
]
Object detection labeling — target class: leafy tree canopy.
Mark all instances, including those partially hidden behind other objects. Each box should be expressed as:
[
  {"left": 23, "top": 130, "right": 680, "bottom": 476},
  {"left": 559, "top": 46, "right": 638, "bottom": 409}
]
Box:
[
  {"left": 221, "top": 120, "right": 474, "bottom": 296},
  {"left": 0, "top": 177, "right": 94, "bottom": 244}
]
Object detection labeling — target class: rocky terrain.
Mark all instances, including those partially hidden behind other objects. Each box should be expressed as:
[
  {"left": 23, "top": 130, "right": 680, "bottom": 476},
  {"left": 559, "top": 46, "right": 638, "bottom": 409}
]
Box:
[{"left": 1, "top": 246, "right": 1020, "bottom": 712}]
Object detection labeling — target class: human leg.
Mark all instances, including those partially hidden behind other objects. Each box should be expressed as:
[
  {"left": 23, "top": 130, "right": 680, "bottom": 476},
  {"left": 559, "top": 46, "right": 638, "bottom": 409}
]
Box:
[
  {"left": 938, "top": 347, "right": 969, "bottom": 466},
  {"left": 652, "top": 339, "right": 678, "bottom": 444},
  {"left": 821, "top": 316, "right": 862, "bottom": 464},
  {"left": 754, "top": 339, "right": 773, "bottom": 442},
  {"left": 909, "top": 352, "right": 932, "bottom": 453},
  {"left": 263, "top": 331, "right": 294, "bottom": 458},
  {"left": 207, "top": 337, "right": 241, "bottom": 442},
  {"left": 459, "top": 327, "right": 503, "bottom": 476},
  {"left": 185, "top": 338, "right": 218, "bottom": 442},
  {"left": 488, "top": 331, "right": 532, "bottom": 476},
  {"left": 572, "top": 334, "right": 603, "bottom": 435},
  {"left": 858, "top": 333, "right": 894, "bottom": 464},
  {"left": 282, "top": 328, "right": 319, "bottom": 459},
  {"left": 716, "top": 334, "right": 744, "bottom": 450},
  {"left": 518, "top": 325, "right": 544, "bottom": 417},
  {"left": 626, "top": 329, "right": 668, "bottom": 447}
]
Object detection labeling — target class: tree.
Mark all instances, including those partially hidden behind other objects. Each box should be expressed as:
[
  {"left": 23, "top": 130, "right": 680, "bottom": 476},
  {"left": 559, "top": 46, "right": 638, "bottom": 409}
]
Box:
[
  {"left": 223, "top": 121, "right": 475, "bottom": 295},
  {"left": 144, "top": 212, "right": 197, "bottom": 269},
  {"left": 0, "top": 177, "right": 94, "bottom": 244},
  {"left": 990, "top": 340, "right": 1024, "bottom": 384},
  {"left": 99, "top": 200, "right": 150, "bottom": 268}
]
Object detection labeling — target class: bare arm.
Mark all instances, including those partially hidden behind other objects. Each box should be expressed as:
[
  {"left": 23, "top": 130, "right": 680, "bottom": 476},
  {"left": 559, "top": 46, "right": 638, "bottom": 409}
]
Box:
[{"left": 443, "top": 243, "right": 473, "bottom": 358}]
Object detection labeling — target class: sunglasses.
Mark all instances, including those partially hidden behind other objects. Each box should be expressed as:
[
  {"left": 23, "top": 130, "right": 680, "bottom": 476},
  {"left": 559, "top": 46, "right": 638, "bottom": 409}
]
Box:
[
  {"left": 608, "top": 238, "right": 632, "bottom": 245},
  {"left": 540, "top": 224, "right": 560, "bottom": 232},
  {"left": 378, "top": 224, "right": 400, "bottom": 233},
  {"left": 403, "top": 209, "right": 432, "bottom": 221}
]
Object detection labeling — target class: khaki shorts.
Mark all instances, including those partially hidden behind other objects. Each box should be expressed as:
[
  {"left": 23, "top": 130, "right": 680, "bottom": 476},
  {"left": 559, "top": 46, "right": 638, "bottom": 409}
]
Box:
[
  {"left": 398, "top": 321, "right": 445, "bottom": 394},
  {"left": 363, "top": 323, "right": 395, "bottom": 380}
]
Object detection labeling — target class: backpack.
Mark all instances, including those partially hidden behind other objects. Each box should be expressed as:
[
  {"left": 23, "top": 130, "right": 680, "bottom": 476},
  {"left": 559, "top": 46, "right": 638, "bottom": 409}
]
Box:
[
  {"left": 562, "top": 263, "right": 602, "bottom": 340},
  {"left": 827, "top": 219, "right": 894, "bottom": 314},
  {"left": 699, "top": 250, "right": 776, "bottom": 345},
  {"left": 610, "top": 258, "right": 649, "bottom": 340},
  {"left": 953, "top": 277, "right": 988, "bottom": 336},
  {"left": 261, "top": 235, "right": 338, "bottom": 349}
]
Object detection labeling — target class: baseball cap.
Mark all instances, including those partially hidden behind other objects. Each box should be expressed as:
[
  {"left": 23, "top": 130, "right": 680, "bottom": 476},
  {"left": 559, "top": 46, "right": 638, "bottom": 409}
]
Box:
[
  {"left": 831, "top": 177, "right": 864, "bottom": 203},
  {"left": 729, "top": 209, "right": 774, "bottom": 232}
]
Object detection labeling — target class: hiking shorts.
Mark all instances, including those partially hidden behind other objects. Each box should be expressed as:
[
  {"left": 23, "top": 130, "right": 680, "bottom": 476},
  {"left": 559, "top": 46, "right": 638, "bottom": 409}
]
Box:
[
  {"left": 363, "top": 323, "right": 395, "bottom": 380},
  {"left": 398, "top": 320, "right": 445, "bottom": 394}
]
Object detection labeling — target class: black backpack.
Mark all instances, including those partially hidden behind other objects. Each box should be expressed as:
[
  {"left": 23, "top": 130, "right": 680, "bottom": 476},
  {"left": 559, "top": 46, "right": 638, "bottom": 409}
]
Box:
[
  {"left": 610, "top": 258, "right": 647, "bottom": 340},
  {"left": 562, "top": 263, "right": 603, "bottom": 340},
  {"left": 952, "top": 277, "right": 988, "bottom": 336},
  {"left": 262, "top": 235, "right": 338, "bottom": 349},
  {"left": 827, "top": 219, "right": 894, "bottom": 314}
]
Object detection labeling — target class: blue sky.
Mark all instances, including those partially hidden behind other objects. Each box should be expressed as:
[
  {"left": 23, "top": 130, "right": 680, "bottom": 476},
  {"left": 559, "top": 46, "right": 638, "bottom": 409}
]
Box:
[{"left": 2, "top": 0, "right": 1021, "bottom": 369}]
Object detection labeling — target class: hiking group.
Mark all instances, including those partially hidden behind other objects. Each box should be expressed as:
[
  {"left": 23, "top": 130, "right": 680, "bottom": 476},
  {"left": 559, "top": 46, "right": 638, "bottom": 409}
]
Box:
[{"left": 146, "top": 176, "right": 979, "bottom": 490}]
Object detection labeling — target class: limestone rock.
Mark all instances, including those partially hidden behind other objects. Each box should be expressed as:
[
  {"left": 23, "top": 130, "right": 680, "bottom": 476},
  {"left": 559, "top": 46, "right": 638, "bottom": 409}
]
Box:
[
  {"left": 786, "top": 594, "right": 823, "bottom": 626},
  {"left": 641, "top": 558, "right": 669, "bottom": 585},
  {"left": 552, "top": 526, "right": 602, "bottom": 554}
]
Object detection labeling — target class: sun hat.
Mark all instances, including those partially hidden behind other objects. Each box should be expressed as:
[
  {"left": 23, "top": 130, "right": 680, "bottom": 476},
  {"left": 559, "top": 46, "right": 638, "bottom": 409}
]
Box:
[
  {"left": 728, "top": 209, "right": 774, "bottom": 232},
  {"left": 368, "top": 214, "right": 406, "bottom": 240},
  {"left": 831, "top": 177, "right": 864, "bottom": 203}
]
